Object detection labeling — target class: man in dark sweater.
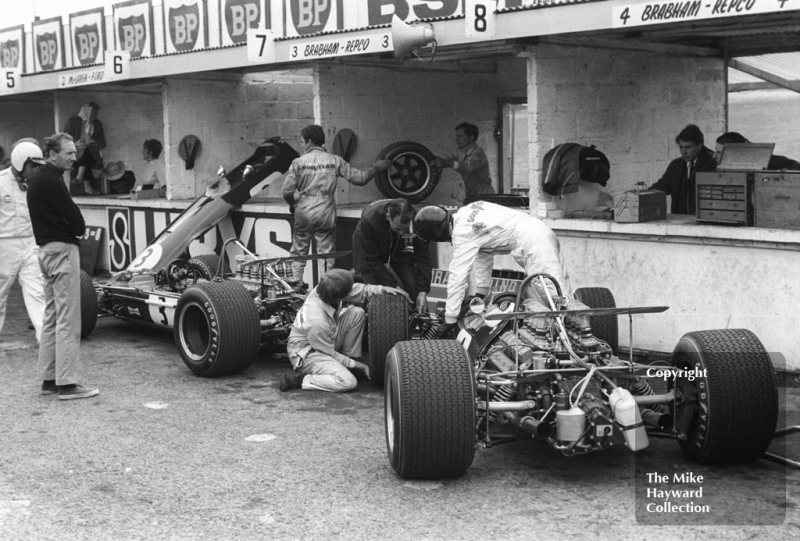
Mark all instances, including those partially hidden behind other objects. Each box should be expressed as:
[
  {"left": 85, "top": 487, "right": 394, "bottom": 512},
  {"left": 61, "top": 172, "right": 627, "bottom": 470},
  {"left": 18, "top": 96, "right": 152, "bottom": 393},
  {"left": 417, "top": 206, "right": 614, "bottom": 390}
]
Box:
[
  {"left": 352, "top": 198, "right": 432, "bottom": 313},
  {"left": 27, "top": 133, "right": 98, "bottom": 400},
  {"left": 650, "top": 124, "right": 717, "bottom": 215}
]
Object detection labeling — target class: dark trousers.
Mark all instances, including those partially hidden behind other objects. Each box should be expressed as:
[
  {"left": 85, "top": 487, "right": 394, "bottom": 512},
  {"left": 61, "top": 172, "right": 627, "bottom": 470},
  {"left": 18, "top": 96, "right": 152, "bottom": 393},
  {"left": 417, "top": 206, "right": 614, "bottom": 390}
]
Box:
[{"left": 359, "top": 261, "right": 419, "bottom": 299}]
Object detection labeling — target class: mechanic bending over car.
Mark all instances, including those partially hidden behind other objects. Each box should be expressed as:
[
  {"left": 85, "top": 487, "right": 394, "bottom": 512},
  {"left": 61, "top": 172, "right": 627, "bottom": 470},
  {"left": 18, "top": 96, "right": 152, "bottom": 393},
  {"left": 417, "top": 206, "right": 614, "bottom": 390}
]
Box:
[
  {"left": 281, "top": 125, "right": 391, "bottom": 285},
  {"left": 414, "top": 200, "right": 586, "bottom": 338},
  {"left": 280, "top": 269, "right": 409, "bottom": 393},
  {"left": 352, "top": 198, "right": 432, "bottom": 313}
]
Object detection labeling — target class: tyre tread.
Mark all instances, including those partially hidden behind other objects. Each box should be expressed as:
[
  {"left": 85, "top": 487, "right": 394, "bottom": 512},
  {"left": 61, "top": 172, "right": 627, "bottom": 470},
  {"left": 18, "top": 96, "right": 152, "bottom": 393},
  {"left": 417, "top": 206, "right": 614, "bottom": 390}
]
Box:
[
  {"left": 391, "top": 340, "right": 475, "bottom": 479},
  {"left": 673, "top": 328, "right": 777, "bottom": 463},
  {"left": 175, "top": 280, "right": 260, "bottom": 377}
]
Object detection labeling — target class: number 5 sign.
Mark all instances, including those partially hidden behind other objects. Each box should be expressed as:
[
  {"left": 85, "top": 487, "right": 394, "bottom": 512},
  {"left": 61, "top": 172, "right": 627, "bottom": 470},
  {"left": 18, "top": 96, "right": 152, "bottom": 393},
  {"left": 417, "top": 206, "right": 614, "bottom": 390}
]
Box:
[
  {"left": 466, "top": 0, "right": 497, "bottom": 40},
  {"left": 0, "top": 68, "right": 21, "bottom": 95},
  {"left": 104, "top": 50, "right": 131, "bottom": 82}
]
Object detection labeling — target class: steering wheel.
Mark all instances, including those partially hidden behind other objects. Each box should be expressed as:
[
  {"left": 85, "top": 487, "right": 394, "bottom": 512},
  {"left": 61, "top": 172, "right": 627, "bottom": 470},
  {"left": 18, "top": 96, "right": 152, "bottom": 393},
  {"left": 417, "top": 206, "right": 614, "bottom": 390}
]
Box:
[{"left": 165, "top": 259, "right": 201, "bottom": 291}]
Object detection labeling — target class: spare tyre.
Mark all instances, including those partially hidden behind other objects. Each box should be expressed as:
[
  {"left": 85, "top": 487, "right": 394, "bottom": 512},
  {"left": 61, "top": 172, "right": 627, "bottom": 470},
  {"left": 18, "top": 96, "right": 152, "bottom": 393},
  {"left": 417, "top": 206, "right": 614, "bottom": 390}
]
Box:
[{"left": 375, "top": 141, "right": 441, "bottom": 203}]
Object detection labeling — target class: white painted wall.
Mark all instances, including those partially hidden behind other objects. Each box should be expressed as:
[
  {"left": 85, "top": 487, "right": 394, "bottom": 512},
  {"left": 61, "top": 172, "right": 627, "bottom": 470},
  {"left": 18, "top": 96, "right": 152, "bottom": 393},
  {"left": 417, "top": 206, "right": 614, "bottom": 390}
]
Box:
[
  {"left": 315, "top": 59, "right": 527, "bottom": 206},
  {"left": 527, "top": 44, "right": 727, "bottom": 210}
]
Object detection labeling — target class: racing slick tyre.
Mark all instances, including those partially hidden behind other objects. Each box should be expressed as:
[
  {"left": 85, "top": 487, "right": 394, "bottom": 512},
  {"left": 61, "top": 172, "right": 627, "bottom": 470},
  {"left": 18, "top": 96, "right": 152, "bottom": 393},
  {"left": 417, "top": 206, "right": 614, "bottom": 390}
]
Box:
[
  {"left": 574, "top": 287, "right": 618, "bottom": 353},
  {"left": 174, "top": 280, "right": 260, "bottom": 377},
  {"left": 385, "top": 340, "right": 476, "bottom": 479},
  {"left": 375, "top": 141, "right": 441, "bottom": 203},
  {"left": 187, "top": 254, "right": 224, "bottom": 279},
  {"left": 79, "top": 270, "right": 98, "bottom": 339},
  {"left": 671, "top": 328, "right": 778, "bottom": 464},
  {"left": 367, "top": 293, "right": 409, "bottom": 387}
]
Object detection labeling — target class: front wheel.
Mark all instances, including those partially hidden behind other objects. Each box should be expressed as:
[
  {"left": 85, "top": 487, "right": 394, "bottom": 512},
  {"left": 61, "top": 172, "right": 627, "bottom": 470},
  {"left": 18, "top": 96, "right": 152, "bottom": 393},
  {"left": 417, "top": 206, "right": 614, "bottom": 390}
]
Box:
[
  {"left": 174, "top": 281, "right": 260, "bottom": 377},
  {"left": 385, "top": 340, "right": 476, "bottom": 479},
  {"left": 671, "top": 328, "right": 778, "bottom": 463},
  {"left": 79, "top": 270, "right": 98, "bottom": 339}
]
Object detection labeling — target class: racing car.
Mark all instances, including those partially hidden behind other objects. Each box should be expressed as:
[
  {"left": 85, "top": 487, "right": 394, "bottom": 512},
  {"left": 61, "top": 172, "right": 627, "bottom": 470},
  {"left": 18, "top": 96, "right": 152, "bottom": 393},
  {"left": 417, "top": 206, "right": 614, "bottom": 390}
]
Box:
[
  {"left": 80, "top": 138, "right": 315, "bottom": 376},
  {"left": 381, "top": 273, "right": 779, "bottom": 479}
]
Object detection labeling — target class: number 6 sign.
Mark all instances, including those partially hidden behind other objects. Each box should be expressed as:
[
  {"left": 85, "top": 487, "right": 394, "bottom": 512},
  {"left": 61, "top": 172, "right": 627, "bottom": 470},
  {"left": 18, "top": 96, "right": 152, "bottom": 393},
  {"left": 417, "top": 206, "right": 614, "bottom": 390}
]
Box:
[{"left": 466, "top": 0, "right": 497, "bottom": 40}]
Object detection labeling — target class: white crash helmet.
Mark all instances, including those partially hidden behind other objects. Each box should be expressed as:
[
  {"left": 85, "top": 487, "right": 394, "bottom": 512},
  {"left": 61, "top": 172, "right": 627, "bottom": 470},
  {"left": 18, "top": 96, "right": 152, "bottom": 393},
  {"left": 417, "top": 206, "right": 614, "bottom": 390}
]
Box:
[{"left": 10, "top": 141, "right": 45, "bottom": 172}]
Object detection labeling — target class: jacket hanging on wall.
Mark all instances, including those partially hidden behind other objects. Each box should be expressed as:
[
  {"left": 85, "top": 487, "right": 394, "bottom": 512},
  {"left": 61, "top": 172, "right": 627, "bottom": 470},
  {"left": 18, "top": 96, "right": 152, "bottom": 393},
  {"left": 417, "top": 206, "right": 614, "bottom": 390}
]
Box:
[{"left": 542, "top": 143, "right": 611, "bottom": 196}]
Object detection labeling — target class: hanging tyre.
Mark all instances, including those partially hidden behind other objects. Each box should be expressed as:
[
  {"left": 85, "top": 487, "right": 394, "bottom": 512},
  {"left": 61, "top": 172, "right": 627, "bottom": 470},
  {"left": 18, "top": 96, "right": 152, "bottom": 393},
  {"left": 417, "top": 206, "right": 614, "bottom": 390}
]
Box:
[
  {"left": 574, "top": 287, "right": 618, "bottom": 353},
  {"left": 375, "top": 141, "right": 441, "bottom": 203},
  {"left": 367, "top": 294, "right": 409, "bottom": 386},
  {"left": 80, "top": 270, "right": 98, "bottom": 339},
  {"left": 385, "top": 340, "right": 476, "bottom": 479},
  {"left": 671, "top": 328, "right": 778, "bottom": 463},
  {"left": 174, "top": 280, "right": 260, "bottom": 377},
  {"left": 188, "top": 253, "right": 224, "bottom": 279}
]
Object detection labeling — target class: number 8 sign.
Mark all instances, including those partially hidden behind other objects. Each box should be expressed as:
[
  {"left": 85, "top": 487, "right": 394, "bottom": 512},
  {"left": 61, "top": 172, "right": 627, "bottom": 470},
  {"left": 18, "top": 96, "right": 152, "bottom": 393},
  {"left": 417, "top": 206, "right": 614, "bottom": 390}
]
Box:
[{"left": 466, "top": 0, "right": 496, "bottom": 40}]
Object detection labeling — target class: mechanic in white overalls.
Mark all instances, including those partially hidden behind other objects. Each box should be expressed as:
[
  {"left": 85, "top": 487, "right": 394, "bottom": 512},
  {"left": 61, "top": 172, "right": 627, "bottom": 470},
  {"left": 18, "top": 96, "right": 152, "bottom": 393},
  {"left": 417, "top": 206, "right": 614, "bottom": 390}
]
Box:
[
  {"left": 414, "top": 201, "right": 580, "bottom": 337},
  {"left": 0, "top": 140, "right": 47, "bottom": 341},
  {"left": 281, "top": 125, "right": 391, "bottom": 283}
]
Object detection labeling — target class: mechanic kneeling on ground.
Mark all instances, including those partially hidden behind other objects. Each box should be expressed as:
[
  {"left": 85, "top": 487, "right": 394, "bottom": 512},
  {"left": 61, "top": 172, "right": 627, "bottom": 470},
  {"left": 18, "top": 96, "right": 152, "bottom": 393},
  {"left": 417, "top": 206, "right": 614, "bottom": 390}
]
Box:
[
  {"left": 280, "top": 269, "right": 410, "bottom": 393},
  {"left": 414, "top": 201, "right": 587, "bottom": 338},
  {"left": 352, "top": 198, "right": 433, "bottom": 313}
]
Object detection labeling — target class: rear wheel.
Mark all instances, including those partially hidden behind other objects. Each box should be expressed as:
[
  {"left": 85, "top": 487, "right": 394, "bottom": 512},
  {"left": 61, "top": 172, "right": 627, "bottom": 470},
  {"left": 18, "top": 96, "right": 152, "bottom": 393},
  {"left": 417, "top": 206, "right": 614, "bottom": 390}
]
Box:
[
  {"left": 574, "top": 287, "right": 618, "bottom": 353},
  {"left": 188, "top": 254, "right": 224, "bottom": 279},
  {"left": 79, "top": 270, "right": 98, "bottom": 339},
  {"left": 671, "top": 328, "right": 778, "bottom": 463},
  {"left": 367, "top": 294, "right": 409, "bottom": 386},
  {"left": 174, "top": 281, "right": 260, "bottom": 377},
  {"left": 385, "top": 340, "right": 476, "bottom": 479}
]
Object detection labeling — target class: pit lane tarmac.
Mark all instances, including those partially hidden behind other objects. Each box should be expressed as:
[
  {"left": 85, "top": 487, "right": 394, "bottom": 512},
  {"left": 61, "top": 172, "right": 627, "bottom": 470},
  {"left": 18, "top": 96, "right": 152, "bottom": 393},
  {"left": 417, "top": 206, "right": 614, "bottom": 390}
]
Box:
[{"left": 1, "top": 282, "right": 798, "bottom": 540}]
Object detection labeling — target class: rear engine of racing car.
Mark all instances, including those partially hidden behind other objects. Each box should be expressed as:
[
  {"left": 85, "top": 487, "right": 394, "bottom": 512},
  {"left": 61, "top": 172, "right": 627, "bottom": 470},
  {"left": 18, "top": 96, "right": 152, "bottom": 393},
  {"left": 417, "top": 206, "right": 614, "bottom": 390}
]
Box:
[{"left": 384, "top": 273, "right": 779, "bottom": 480}]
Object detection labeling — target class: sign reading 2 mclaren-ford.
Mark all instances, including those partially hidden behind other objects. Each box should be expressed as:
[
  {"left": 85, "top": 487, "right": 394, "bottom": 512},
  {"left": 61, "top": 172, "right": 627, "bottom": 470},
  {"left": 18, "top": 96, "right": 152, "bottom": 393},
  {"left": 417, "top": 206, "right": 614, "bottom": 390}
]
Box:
[{"left": 612, "top": 0, "right": 797, "bottom": 28}]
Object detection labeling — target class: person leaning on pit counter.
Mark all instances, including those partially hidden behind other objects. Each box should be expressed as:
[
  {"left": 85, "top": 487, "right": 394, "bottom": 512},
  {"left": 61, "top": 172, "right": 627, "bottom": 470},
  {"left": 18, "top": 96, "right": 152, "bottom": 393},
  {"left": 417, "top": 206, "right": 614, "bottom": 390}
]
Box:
[
  {"left": 714, "top": 132, "right": 800, "bottom": 171},
  {"left": 649, "top": 124, "right": 717, "bottom": 215}
]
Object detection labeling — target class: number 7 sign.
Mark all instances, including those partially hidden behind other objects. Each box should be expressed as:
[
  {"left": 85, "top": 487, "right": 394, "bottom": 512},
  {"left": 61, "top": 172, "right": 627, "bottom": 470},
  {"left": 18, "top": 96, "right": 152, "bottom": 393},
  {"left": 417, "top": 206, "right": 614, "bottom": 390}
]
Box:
[{"left": 466, "top": 0, "right": 497, "bottom": 40}]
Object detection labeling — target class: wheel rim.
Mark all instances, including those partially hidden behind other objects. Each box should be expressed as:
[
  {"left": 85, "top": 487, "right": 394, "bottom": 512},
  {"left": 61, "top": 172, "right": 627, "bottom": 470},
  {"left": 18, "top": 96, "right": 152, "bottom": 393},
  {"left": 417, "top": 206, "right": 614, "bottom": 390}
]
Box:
[
  {"left": 179, "top": 301, "right": 211, "bottom": 361},
  {"left": 385, "top": 371, "right": 396, "bottom": 455},
  {"left": 388, "top": 151, "right": 433, "bottom": 197},
  {"left": 673, "top": 358, "right": 700, "bottom": 436}
]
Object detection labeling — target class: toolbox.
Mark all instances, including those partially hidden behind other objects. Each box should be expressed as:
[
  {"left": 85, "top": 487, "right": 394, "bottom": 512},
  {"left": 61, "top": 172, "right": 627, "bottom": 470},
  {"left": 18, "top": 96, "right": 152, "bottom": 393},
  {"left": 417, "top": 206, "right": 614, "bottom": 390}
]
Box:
[
  {"left": 695, "top": 143, "right": 773, "bottom": 226},
  {"left": 613, "top": 188, "right": 666, "bottom": 223},
  {"left": 754, "top": 172, "right": 800, "bottom": 229}
]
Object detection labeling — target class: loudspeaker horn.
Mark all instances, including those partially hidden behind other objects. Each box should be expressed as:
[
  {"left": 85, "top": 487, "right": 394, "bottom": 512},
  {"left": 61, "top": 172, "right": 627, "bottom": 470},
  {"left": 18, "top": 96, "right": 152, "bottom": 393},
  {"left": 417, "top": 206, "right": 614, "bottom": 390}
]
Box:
[{"left": 391, "top": 14, "right": 435, "bottom": 63}]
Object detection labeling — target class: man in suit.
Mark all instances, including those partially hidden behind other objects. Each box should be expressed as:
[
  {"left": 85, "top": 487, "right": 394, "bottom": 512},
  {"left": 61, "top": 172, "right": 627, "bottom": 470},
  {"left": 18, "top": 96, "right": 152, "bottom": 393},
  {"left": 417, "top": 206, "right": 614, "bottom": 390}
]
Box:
[{"left": 650, "top": 124, "right": 717, "bottom": 215}]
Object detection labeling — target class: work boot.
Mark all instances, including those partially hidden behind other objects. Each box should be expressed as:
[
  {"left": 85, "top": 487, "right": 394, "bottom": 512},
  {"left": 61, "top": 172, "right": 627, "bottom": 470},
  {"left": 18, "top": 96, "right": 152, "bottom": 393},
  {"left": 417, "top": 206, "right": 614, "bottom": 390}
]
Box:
[
  {"left": 41, "top": 380, "right": 58, "bottom": 395},
  {"left": 279, "top": 373, "right": 305, "bottom": 392}
]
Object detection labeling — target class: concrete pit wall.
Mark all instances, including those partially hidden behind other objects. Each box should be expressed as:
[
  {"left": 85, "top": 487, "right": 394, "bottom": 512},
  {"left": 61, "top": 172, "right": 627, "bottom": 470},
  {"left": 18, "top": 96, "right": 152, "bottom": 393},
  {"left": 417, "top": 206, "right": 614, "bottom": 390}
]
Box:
[
  {"left": 315, "top": 59, "right": 527, "bottom": 207},
  {"left": 162, "top": 70, "right": 314, "bottom": 200},
  {"left": 527, "top": 43, "right": 727, "bottom": 209},
  {"left": 0, "top": 96, "right": 55, "bottom": 156}
]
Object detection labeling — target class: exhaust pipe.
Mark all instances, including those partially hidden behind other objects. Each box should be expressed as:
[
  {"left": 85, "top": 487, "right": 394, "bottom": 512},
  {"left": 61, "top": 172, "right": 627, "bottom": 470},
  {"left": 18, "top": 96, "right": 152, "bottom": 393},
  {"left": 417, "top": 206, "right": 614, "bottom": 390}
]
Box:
[
  {"left": 510, "top": 415, "right": 554, "bottom": 438},
  {"left": 641, "top": 410, "right": 673, "bottom": 431}
]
